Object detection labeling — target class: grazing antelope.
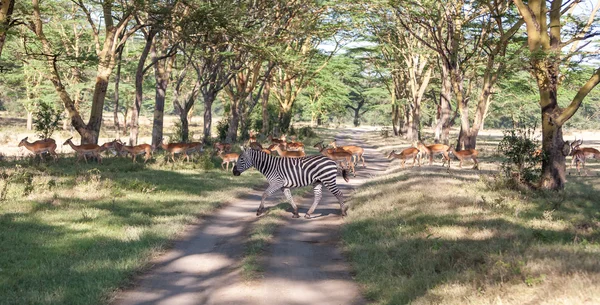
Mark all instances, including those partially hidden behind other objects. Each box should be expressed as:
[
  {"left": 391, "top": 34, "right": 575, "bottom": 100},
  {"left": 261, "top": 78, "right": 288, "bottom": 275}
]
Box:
[
  {"left": 18, "top": 137, "right": 58, "bottom": 162},
  {"left": 314, "top": 141, "right": 356, "bottom": 177},
  {"left": 233, "top": 145, "right": 349, "bottom": 219},
  {"left": 63, "top": 137, "right": 103, "bottom": 164},
  {"left": 387, "top": 147, "right": 421, "bottom": 168},
  {"left": 161, "top": 141, "right": 191, "bottom": 162},
  {"left": 417, "top": 142, "right": 450, "bottom": 166},
  {"left": 214, "top": 142, "right": 232, "bottom": 153},
  {"left": 329, "top": 140, "right": 365, "bottom": 167},
  {"left": 121, "top": 144, "right": 153, "bottom": 163},
  {"left": 185, "top": 142, "right": 204, "bottom": 161},
  {"left": 269, "top": 144, "right": 306, "bottom": 158},
  {"left": 447, "top": 146, "right": 479, "bottom": 169},
  {"left": 218, "top": 151, "right": 239, "bottom": 171}
]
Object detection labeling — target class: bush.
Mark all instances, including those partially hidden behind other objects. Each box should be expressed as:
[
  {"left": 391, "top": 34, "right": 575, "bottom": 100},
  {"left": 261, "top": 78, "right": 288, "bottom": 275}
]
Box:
[
  {"left": 216, "top": 117, "right": 229, "bottom": 141},
  {"left": 497, "top": 127, "right": 543, "bottom": 186},
  {"left": 33, "top": 102, "right": 61, "bottom": 140}
]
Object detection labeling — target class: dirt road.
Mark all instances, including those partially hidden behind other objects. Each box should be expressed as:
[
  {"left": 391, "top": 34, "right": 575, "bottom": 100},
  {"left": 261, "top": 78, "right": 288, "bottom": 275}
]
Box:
[{"left": 113, "top": 129, "right": 390, "bottom": 305}]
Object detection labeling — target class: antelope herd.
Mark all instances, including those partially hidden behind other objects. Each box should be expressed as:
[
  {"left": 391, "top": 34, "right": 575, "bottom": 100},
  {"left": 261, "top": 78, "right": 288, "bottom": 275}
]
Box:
[{"left": 13, "top": 131, "right": 600, "bottom": 176}]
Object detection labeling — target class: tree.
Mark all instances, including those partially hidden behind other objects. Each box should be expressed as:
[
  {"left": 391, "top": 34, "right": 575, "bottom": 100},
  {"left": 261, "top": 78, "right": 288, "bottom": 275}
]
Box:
[
  {"left": 512, "top": 0, "right": 600, "bottom": 189},
  {"left": 26, "top": 0, "right": 142, "bottom": 144}
]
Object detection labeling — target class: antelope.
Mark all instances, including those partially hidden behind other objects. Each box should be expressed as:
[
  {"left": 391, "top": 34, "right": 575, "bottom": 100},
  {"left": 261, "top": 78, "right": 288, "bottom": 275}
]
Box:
[
  {"left": 314, "top": 141, "right": 356, "bottom": 177},
  {"left": 100, "top": 139, "right": 124, "bottom": 156},
  {"left": 269, "top": 144, "right": 306, "bottom": 158},
  {"left": 387, "top": 147, "right": 421, "bottom": 168},
  {"left": 218, "top": 151, "right": 239, "bottom": 171},
  {"left": 329, "top": 140, "right": 365, "bottom": 167},
  {"left": 121, "top": 144, "right": 153, "bottom": 163},
  {"left": 251, "top": 142, "right": 272, "bottom": 155},
  {"left": 161, "top": 141, "right": 191, "bottom": 162},
  {"left": 285, "top": 141, "right": 305, "bottom": 152},
  {"left": 569, "top": 138, "right": 600, "bottom": 175},
  {"left": 18, "top": 137, "right": 58, "bottom": 162},
  {"left": 447, "top": 145, "right": 479, "bottom": 169},
  {"left": 185, "top": 142, "right": 204, "bottom": 161},
  {"left": 268, "top": 134, "right": 287, "bottom": 146},
  {"left": 214, "top": 142, "right": 232, "bottom": 153},
  {"left": 249, "top": 130, "right": 257, "bottom": 143},
  {"left": 63, "top": 137, "right": 103, "bottom": 164},
  {"left": 417, "top": 142, "right": 450, "bottom": 166}
]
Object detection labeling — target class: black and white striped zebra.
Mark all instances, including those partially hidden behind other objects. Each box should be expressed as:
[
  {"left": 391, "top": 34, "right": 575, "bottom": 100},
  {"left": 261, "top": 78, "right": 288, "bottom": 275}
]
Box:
[{"left": 232, "top": 146, "right": 350, "bottom": 219}]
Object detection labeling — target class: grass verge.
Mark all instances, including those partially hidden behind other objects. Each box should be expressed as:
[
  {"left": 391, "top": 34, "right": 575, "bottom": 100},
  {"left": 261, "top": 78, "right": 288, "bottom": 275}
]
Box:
[
  {"left": 342, "top": 131, "right": 600, "bottom": 304},
  {"left": 0, "top": 156, "right": 264, "bottom": 305}
]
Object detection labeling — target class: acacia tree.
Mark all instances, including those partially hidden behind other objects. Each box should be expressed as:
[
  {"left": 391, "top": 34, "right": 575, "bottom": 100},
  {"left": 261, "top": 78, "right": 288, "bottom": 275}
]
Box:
[
  {"left": 0, "top": 0, "right": 16, "bottom": 58},
  {"left": 27, "top": 0, "right": 141, "bottom": 144},
  {"left": 512, "top": 0, "right": 600, "bottom": 189}
]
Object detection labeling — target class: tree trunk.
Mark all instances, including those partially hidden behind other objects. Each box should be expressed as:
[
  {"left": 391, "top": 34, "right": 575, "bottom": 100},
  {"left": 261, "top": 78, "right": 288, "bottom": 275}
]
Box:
[
  {"left": 434, "top": 65, "right": 452, "bottom": 144},
  {"left": 278, "top": 106, "right": 293, "bottom": 133},
  {"left": 151, "top": 46, "right": 175, "bottom": 148},
  {"left": 0, "top": 0, "right": 15, "bottom": 58},
  {"left": 129, "top": 30, "right": 156, "bottom": 145},
  {"left": 261, "top": 80, "right": 271, "bottom": 135},
  {"left": 203, "top": 93, "right": 215, "bottom": 142},
  {"left": 226, "top": 98, "right": 241, "bottom": 142},
  {"left": 353, "top": 107, "right": 360, "bottom": 127},
  {"left": 179, "top": 111, "right": 190, "bottom": 143},
  {"left": 114, "top": 47, "right": 123, "bottom": 139},
  {"left": 539, "top": 104, "right": 566, "bottom": 190},
  {"left": 27, "top": 111, "right": 33, "bottom": 130}
]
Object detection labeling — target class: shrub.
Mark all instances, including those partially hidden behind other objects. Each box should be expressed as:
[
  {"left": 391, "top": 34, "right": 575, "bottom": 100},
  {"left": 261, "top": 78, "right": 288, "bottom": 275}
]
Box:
[
  {"left": 33, "top": 102, "right": 61, "bottom": 140},
  {"left": 497, "top": 127, "right": 543, "bottom": 186},
  {"left": 216, "top": 117, "right": 229, "bottom": 141}
]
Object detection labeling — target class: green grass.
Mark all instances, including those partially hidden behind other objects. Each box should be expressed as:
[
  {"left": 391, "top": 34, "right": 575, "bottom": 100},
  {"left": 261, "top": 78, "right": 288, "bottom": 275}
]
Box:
[
  {"left": 342, "top": 131, "right": 600, "bottom": 305},
  {"left": 0, "top": 155, "right": 265, "bottom": 305}
]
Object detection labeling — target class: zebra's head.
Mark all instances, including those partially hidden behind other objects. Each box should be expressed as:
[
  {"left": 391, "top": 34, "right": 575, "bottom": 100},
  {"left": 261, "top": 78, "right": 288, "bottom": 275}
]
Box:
[{"left": 233, "top": 146, "right": 255, "bottom": 176}]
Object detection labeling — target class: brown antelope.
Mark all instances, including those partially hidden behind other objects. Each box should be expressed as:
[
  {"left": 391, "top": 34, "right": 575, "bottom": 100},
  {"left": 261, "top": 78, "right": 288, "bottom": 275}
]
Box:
[
  {"left": 18, "top": 137, "right": 58, "bottom": 162},
  {"left": 269, "top": 144, "right": 306, "bottom": 158},
  {"left": 268, "top": 134, "right": 286, "bottom": 146},
  {"left": 249, "top": 130, "right": 257, "bottom": 143},
  {"left": 314, "top": 141, "right": 356, "bottom": 177},
  {"left": 251, "top": 142, "right": 272, "bottom": 155},
  {"left": 185, "top": 142, "right": 204, "bottom": 161},
  {"left": 285, "top": 141, "right": 305, "bottom": 152},
  {"left": 387, "top": 147, "right": 421, "bottom": 168},
  {"left": 161, "top": 141, "right": 191, "bottom": 162},
  {"left": 218, "top": 151, "right": 239, "bottom": 171},
  {"left": 100, "top": 139, "right": 124, "bottom": 156},
  {"left": 569, "top": 138, "right": 600, "bottom": 175},
  {"left": 121, "top": 144, "right": 153, "bottom": 163},
  {"left": 447, "top": 146, "right": 479, "bottom": 169},
  {"left": 417, "top": 142, "right": 450, "bottom": 166},
  {"left": 329, "top": 140, "right": 365, "bottom": 167},
  {"left": 63, "top": 137, "right": 103, "bottom": 164},
  {"left": 214, "top": 142, "right": 232, "bottom": 153}
]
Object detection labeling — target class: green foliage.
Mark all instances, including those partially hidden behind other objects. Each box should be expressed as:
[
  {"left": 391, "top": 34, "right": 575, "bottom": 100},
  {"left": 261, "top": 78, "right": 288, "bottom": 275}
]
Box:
[
  {"left": 216, "top": 117, "right": 230, "bottom": 141},
  {"left": 33, "top": 102, "right": 61, "bottom": 140},
  {"left": 497, "top": 127, "right": 543, "bottom": 186}
]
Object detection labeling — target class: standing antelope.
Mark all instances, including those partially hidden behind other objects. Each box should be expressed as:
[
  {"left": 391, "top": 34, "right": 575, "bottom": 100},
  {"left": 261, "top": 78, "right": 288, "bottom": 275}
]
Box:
[
  {"left": 417, "top": 142, "right": 450, "bottom": 166},
  {"left": 100, "top": 139, "right": 124, "bottom": 156},
  {"left": 161, "top": 141, "right": 191, "bottom": 162},
  {"left": 329, "top": 140, "right": 365, "bottom": 167},
  {"left": 447, "top": 146, "right": 479, "bottom": 169},
  {"left": 387, "top": 147, "right": 421, "bottom": 168},
  {"left": 268, "top": 134, "right": 286, "bottom": 146},
  {"left": 185, "top": 142, "right": 204, "bottom": 161},
  {"left": 218, "top": 151, "right": 239, "bottom": 171},
  {"left": 63, "top": 137, "right": 103, "bottom": 164},
  {"left": 315, "top": 141, "right": 356, "bottom": 177},
  {"left": 569, "top": 138, "right": 599, "bottom": 175},
  {"left": 269, "top": 144, "right": 306, "bottom": 158},
  {"left": 233, "top": 146, "right": 350, "bottom": 219},
  {"left": 121, "top": 144, "right": 153, "bottom": 163},
  {"left": 214, "top": 142, "right": 232, "bottom": 153},
  {"left": 18, "top": 137, "right": 58, "bottom": 162}
]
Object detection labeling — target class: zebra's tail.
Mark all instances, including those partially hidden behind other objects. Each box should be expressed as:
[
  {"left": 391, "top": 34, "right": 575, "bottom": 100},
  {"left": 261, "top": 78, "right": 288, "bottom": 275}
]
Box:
[{"left": 342, "top": 169, "right": 350, "bottom": 182}]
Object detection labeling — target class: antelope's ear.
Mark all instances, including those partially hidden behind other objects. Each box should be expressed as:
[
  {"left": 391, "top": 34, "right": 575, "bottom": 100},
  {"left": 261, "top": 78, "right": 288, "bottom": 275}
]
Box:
[{"left": 239, "top": 145, "right": 245, "bottom": 151}]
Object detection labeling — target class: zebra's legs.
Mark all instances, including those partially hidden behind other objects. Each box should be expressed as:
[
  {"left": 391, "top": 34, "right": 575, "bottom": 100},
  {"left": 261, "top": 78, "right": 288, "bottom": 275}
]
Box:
[
  {"left": 258, "top": 184, "right": 281, "bottom": 216},
  {"left": 305, "top": 182, "right": 323, "bottom": 219},
  {"left": 324, "top": 182, "right": 348, "bottom": 216},
  {"left": 282, "top": 188, "right": 300, "bottom": 218}
]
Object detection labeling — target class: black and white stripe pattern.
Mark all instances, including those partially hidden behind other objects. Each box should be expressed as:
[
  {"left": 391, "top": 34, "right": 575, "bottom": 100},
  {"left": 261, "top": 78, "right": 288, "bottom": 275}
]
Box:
[{"left": 233, "top": 147, "right": 348, "bottom": 218}]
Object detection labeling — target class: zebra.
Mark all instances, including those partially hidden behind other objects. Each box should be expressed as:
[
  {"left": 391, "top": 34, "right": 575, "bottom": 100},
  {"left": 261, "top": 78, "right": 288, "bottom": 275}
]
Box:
[{"left": 232, "top": 146, "right": 350, "bottom": 219}]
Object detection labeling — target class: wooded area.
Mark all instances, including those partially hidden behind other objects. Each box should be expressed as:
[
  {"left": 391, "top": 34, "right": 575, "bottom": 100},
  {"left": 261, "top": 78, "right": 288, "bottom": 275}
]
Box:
[{"left": 0, "top": 0, "right": 599, "bottom": 190}]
